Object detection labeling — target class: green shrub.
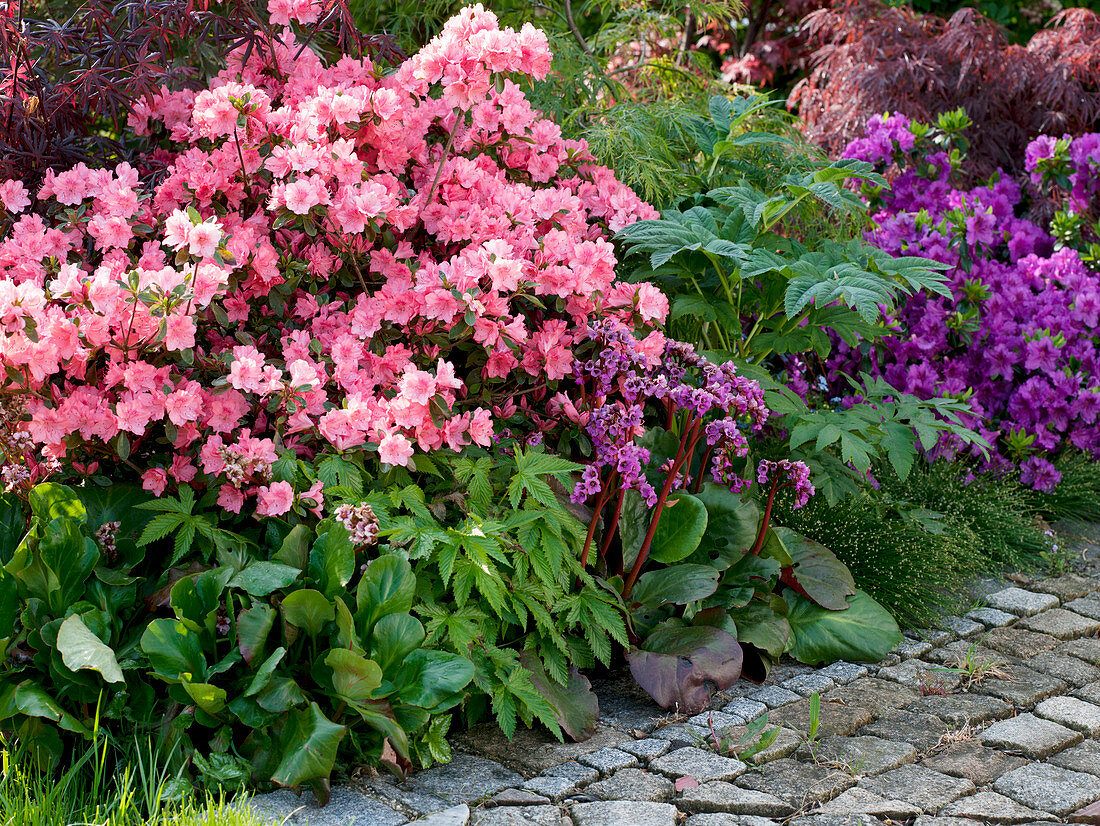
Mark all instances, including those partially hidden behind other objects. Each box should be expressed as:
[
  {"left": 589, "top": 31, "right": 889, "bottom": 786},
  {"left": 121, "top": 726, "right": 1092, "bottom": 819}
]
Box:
[{"left": 0, "top": 483, "right": 473, "bottom": 799}]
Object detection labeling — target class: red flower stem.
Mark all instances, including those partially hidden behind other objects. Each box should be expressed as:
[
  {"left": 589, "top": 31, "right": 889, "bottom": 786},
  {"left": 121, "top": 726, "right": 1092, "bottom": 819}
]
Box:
[
  {"left": 622, "top": 414, "right": 700, "bottom": 597},
  {"left": 747, "top": 478, "right": 792, "bottom": 556},
  {"left": 579, "top": 470, "right": 615, "bottom": 570},
  {"left": 598, "top": 487, "right": 627, "bottom": 567},
  {"left": 693, "top": 445, "right": 714, "bottom": 493}
]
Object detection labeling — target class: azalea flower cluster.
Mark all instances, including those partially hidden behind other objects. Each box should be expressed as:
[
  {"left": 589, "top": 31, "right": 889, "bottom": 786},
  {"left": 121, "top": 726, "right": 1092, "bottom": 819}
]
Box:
[
  {"left": 0, "top": 6, "right": 664, "bottom": 516},
  {"left": 833, "top": 113, "right": 1100, "bottom": 490}
]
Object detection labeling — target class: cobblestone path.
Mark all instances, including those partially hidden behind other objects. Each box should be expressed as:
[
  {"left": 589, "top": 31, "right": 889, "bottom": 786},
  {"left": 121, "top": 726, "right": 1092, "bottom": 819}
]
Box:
[{"left": 253, "top": 565, "right": 1100, "bottom": 826}]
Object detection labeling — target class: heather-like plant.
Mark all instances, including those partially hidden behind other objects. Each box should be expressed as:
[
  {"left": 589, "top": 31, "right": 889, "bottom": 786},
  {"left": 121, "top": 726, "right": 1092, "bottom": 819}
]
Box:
[{"left": 834, "top": 110, "right": 1100, "bottom": 490}]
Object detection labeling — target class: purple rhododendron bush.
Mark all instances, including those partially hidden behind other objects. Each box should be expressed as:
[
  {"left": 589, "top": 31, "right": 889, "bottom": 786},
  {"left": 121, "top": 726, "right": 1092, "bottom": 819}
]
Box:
[
  {"left": 0, "top": 1, "right": 903, "bottom": 797},
  {"left": 832, "top": 112, "right": 1100, "bottom": 491}
]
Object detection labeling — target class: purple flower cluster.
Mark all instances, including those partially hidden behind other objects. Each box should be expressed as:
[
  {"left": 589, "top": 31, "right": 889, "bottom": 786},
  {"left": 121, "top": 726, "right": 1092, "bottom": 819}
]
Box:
[
  {"left": 756, "top": 459, "right": 815, "bottom": 509},
  {"left": 569, "top": 321, "right": 773, "bottom": 504},
  {"left": 833, "top": 115, "right": 1100, "bottom": 490}
]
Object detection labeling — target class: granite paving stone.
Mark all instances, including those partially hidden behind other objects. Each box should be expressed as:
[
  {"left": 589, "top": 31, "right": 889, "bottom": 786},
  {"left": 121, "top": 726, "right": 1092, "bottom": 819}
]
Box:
[
  {"left": 486, "top": 790, "right": 551, "bottom": 807},
  {"left": 710, "top": 725, "right": 802, "bottom": 765},
  {"left": 520, "top": 776, "right": 576, "bottom": 802},
  {"left": 919, "top": 741, "right": 1030, "bottom": 785},
  {"left": 1031, "top": 573, "right": 1098, "bottom": 602},
  {"left": 1064, "top": 595, "right": 1100, "bottom": 621},
  {"left": 543, "top": 762, "right": 599, "bottom": 786},
  {"left": 361, "top": 779, "right": 453, "bottom": 818},
  {"left": 722, "top": 698, "right": 768, "bottom": 722},
  {"left": 824, "top": 677, "right": 920, "bottom": 716},
  {"left": 794, "top": 735, "right": 917, "bottom": 776},
  {"left": 788, "top": 815, "right": 882, "bottom": 826},
  {"left": 857, "top": 764, "right": 976, "bottom": 813},
  {"left": 747, "top": 686, "right": 800, "bottom": 709},
  {"left": 781, "top": 673, "right": 837, "bottom": 696},
  {"left": 676, "top": 781, "right": 795, "bottom": 817},
  {"left": 968, "top": 608, "right": 1018, "bottom": 628},
  {"left": 651, "top": 723, "right": 705, "bottom": 743},
  {"left": 924, "top": 639, "right": 1018, "bottom": 668},
  {"left": 940, "top": 791, "right": 1056, "bottom": 823},
  {"left": 980, "top": 712, "right": 1084, "bottom": 758},
  {"left": 734, "top": 758, "right": 858, "bottom": 807},
  {"left": 618, "top": 738, "right": 671, "bottom": 761},
  {"left": 765, "top": 696, "right": 874, "bottom": 738},
  {"left": 859, "top": 709, "right": 951, "bottom": 752},
  {"left": 250, "top": 787, "right": 410, "bottom": 826},
  {"left": 938, "top": 616, "right": 984, "bottom": 638},
  {"left": 1074, "top": 680, "right": 1100, "bottom": 704},
  {"left": 649, "top": 747, "right": 747, "bottom": 783},
  {"left": 905, "top": 693, "right": 1014, "bottom": 727},
  {"left": 815, "top": 662, "right": 869, "bottom": 685},
  {"left": 877, "top": 659, "right": 962, "bottom": 692},
  {"left": 685, "top": 816, "right": 781, "bottom": 826},
  {"left": 814, "top": 787, "right": 921, "bottom": 820},
  {"left": 912, "top": 818, "right": 990, "bottom": 826},
  {"left": 987, "top": 587, "right": 1060, "bottom": 616},
  {"left": 570, "top": 801, "right": 677, "bottom": 826},
  {"left": 689, "top": 711, "right": 748, "bottom": 731},
  {"left": 1021, "top": 652, "right": 1100, "bottom": 687},
  {"left": 403, "top": 756, "right": 524, "bottom": 805},
  {"left": 912, "top": 628, "right": 956, "bottom": 646},
  {"left": 416, "top": 804, "right": 469, "bottom": 826},
  {"left": 471, "top": 806, "right": 562, "bottom": 826},
  {"left": 1058, "top": 636, "right": 1100, "bottom": 666},
  {"left": 896, "top": 638, "right": 935, "bottom": 659},
  {"left": 1035, "top": 695, "right": 1100, "bottom": 735},
  {"left": 584, "top": 769, "right": 674, "bottom": 802},
  {"left": 971, "top": 665, "right": 1067, "bottom": 707},
  {"left": 994, "top": 763, "right": 1100, "bottom": 817},
  {"left": 982, "top": 627, "right": 1064, "bottom": 658},
  {"left": 577, "top": 748, "right": 638, "bottom": 776},
  {"left": 1049, "top": 741, "right": 1100, "bottom": 777},
  {"left": 1019, "top": 608, "right": 1100, "bottom": 639},
  {"left": 452, "top": 725, "right": 633, "bottom": 775}
]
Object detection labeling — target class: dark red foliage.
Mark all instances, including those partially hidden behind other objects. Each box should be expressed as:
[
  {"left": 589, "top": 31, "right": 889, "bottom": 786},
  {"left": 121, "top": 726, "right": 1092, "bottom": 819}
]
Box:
[
  {"left": 0, "top": 0, "right": 400, "bottom": 189},
  {"left": 788, "top": 1, "right": 1100, "bottom": 177}
]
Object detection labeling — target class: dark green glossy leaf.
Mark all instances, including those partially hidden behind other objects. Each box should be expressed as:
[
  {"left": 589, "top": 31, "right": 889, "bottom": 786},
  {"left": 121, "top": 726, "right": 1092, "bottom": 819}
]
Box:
[
  {"left": 270, "top": 703, "right": 345, "bottom": 789},
  {"left": 369, "top": 613, "right": 425, "bottom": 674},
  {"left": 228, "top": 562, "right": 300, "bottom": 596},
  {"left": 394, "top": 650, "right": 474, "bottom": 709},
  {"left": 631, "top": 564, "right": 719, "bottom": 608},
  {"left": 140, "top": 618, "right": 207, "bottom": 682},
  {"left": 648, "top": 493, "right": 708, "bottom": 565},
  {"left": 775, "top": 527, "right": 856, "bottom": 611},
  {"left": 281, "top": 589, "right": 333, "bottom": 636},
  {"left": 325, "top": 649, "right": 383, "bottom": 703},
  {"left": 785, "top": 589, "right": 902, "bottom": 665},
  {"left": 356, "top": 554, "right": 415, "bottom": 632}
]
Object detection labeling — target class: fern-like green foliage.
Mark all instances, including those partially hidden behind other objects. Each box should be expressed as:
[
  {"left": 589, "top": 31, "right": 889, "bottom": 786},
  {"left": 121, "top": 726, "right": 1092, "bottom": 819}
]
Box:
[{"left": 336, "top": 446, "right": 629, "bottom": 740}]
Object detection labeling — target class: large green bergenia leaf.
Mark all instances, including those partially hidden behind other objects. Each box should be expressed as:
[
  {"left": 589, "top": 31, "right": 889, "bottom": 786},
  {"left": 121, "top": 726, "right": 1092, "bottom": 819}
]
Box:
[
  {"left": 56, "top": 615, "right": 124, "bottom": 684},
  {"left": 647, "top": 493, "right": 708, "bottom": 565},
  {"left": 695, "top": 483, "right": 759, "bottom": 568},
  {"left": 229, "top": 562, "right": 300, "bottom": 597},
  {"left": 356, "top": 554, "right": 415, "bottom": 631},
  {"left": 773, "top": 527, "right": 856, "bottom": 611},
  {"left": 631, "top": 564, "right": 719, "bottom": 608},
  {"left": 325, "top": 649, "right": 383, "bottom": 703},
  {"left": 281, "top": 589, "right": 333, "bottom": 636},
  {"left": 141, "top": 618, "right": 207, "bottom": 682},
  {"left": 785, "top": 589, "right": 902, "bottom": 665},
  {"left": 270, "top": 703, "right": 345, "bottom": 790},
  {"left": 394, "top": 650, "right": 474, "bottom": 709},
  {"left": 29, "top": 484, "right": 86, "bottom": 524}
]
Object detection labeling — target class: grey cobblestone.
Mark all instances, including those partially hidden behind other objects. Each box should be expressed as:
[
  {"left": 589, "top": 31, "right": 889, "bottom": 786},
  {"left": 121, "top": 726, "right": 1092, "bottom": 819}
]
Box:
[
  {"left": 895, "top": 638, "right": 934, "bottom": 659},
  {"left": 1031, "top": 573, "right": 1098, "bottom": 602},
  {"left": 1018, "top": 607, "right": 1100, "bottom": 639},
  {"left": 780, "top": 673, "right": 836, "bottom": 696},
  {"left": 688, "top": 711, "right": 748, "bottom": 731},
  {"left": 1063, "top": 595, "right": 1100, "bottom": 620},
  {"left": 722, "top": 698, "right": 768, "bottom": 722},
  {"left": 570, "top": 801, "right": 676, "bottom": 826},
  {"left": 650, "top": 747, "right": 746, "bottom": 783},
  {"left": 986, "top": 587, "right": 1060, "bottom": 616},
  {"left": 857, "top": 765, "right": 975, "bottom": 814},
  {"left": 980, "top": 712, "right": 1083, "bottom": 758},
  {"left": 940, "top": 790, "right": 1055, "bottom": 824},
  {"left": 937, "top": 616, "right": 984, "bottom": 638},
  {"left": 618, "top": 738, "right": 671, "bottom": 761},
  {"left": 677, "top": 782, "right": 794, "bottom": 817},
  {"left": 1034, "top": 695, "right": 1100, "bottom": 735},
  {"left": 522, "top": 775, "right": 578, "bottom": 802},
  {"left": 1048, "top": 740, "right": 1100, "bottom": 777},
  {"left": 747, "top": 686, "right": 800, "bottom": 709},
  {"left": 1021, "top": 651, "right": 1100, "bottom": 687},
  {"left": 994, "top": 763, "right": 1100, "bottom": 817},
  {"left": 815, "top": 662, "right": 869, "bottom": 685},
  {"left": 967, "top": 607, "right": 1017, "bottom": 628},
  {"left": 577, "top": 748, "right": 638, "bottom": 776}
]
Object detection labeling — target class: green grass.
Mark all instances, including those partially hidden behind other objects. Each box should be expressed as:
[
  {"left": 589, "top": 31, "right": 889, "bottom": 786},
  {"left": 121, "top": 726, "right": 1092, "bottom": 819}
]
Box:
[
  {"left": 0, "top": 735, "right": 268, "bottom": 826},
  {"left": 1029, "top": 451, "right": 1100, "bottom": 523}
]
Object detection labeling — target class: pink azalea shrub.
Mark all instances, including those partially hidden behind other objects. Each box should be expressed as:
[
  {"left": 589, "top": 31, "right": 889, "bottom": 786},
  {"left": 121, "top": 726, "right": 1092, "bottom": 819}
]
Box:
[{"left": 0, "top": 4, "right": 666, "bottom": 516}]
